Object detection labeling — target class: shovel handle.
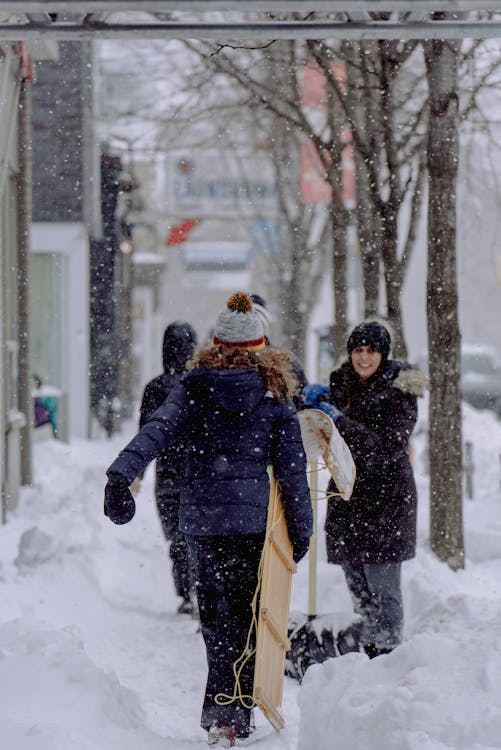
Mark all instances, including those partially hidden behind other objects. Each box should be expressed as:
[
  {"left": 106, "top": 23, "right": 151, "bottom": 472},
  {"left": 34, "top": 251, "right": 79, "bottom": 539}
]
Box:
[{"left": 308, "top": 460, "right": 318, "bottom": 617}]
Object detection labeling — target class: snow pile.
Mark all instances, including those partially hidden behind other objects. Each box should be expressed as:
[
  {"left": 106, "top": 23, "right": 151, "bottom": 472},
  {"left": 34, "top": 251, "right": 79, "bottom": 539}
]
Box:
[
  {"left": 298, "top": 555, "right": 501, "bottom": 750},
  {"left": 297, "top": 402, "right": 501, "bottom": 750},
  {"left": 0, "top": 618, "right": 150, "bottom": 750},
  {"left": 0, "top": 404, "right": 500, "bottom": 749}
]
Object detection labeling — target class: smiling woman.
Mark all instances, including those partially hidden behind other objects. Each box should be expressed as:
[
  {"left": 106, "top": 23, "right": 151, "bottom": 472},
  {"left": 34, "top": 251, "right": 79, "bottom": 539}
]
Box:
[
  {"left": 321, "top": 320, "right": 426, "bottom": 660},
  {"left": 350, "top": 347, "right": 382, "bottom": 382}
]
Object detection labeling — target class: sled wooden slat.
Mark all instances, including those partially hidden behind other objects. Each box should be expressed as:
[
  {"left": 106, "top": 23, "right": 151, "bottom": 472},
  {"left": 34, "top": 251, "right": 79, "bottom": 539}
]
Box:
[
  {"left": 253, "top": 473, "right": 296, "bottom": 733},
  {"left": 253, "top": 686, "right": 285, "bottom": 732},
  {"left": 269, "top": 530, "right": 296, "bottom": 571},
  {"left": 261, "top": 608, "right": 291, "bottom": 650}
]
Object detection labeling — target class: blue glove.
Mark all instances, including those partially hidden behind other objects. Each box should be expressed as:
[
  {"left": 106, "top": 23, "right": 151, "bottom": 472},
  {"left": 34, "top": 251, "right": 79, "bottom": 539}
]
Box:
[
  {"left": 301, "top": 383, "right": 330, "bottom": 408},
  {"left": 317, "top": 401, "right": 343, "bottom": 423},
  {"left": 104, "top": 473, "right": 136, "bottom": 525}
]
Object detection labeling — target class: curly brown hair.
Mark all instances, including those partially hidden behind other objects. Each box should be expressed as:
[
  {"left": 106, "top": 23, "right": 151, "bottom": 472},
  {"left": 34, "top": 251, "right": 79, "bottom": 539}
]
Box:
[{"left": 187, "top": 344, "right": 298, "bottom": 402}]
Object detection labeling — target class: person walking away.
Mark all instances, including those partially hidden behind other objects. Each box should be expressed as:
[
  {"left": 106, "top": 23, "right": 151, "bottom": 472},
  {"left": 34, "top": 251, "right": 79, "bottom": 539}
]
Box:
[
  {"left": 103, "top": 291, "right": 313, "bottom": 746},
  {"left": 134, "top": 321, "right": 198, "bottom": 615},
  {"left": 303, "top": 320, "right": 425, "bottom": 658}
]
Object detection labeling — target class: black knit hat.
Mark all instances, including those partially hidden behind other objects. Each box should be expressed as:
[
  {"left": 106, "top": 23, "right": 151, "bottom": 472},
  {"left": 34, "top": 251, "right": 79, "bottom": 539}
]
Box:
[{"left": 347, "top": 321, "right": 391, "bottom": 359}]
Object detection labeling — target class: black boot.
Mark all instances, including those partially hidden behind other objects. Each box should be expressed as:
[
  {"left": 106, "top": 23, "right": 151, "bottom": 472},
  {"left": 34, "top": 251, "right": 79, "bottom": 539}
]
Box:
[
  {"left": 177, "top": 597, "right": 194, "bottom": 615},
  {"left": 177, "top": 591, "right": 199, "bottom": 618},
  {"left": 363, "top": 643, "right": 394, "bottom": 659},
  {"left": 336, "top": 621, "right": 364, "bottom": 655}
]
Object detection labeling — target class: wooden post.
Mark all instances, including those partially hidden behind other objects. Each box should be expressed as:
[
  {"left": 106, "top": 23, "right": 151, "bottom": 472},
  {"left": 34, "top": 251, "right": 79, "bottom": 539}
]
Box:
[
  {"left": 464, "top": 441, "right": 474, "bottom": 500},
  {"left": 17, "top": 76, "right": 33, "bottom": 486}
]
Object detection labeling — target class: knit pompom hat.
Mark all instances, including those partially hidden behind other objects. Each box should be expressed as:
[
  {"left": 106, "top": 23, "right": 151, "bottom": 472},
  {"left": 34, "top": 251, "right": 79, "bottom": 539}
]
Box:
[
  {"left": 213, "top": 292, "right": 265, "bottom": 352},
  {"left": 347, "top": 321, "right": 391, "bottom": 359}
]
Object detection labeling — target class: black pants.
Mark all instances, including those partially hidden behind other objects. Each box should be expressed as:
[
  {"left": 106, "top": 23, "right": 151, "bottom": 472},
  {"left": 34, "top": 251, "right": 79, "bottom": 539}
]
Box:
[
  {"left": 186, "top": 533, "right": 265, "bottom": 736},
  {"left": 157, "top": 493, "right": 193, "bottom": 601}
]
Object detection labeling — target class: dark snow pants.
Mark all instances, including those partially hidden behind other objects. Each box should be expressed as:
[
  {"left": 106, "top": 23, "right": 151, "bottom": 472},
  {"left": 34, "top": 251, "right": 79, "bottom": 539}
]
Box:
[
  {"left": 340, "top": 561, "right": 403, "bottom": 653},
  {"left": 186, "top": 533, "right": 265, "bottom": 737},
  {"left": 156, "top": 493, "right": 193, "bottom": 601}
]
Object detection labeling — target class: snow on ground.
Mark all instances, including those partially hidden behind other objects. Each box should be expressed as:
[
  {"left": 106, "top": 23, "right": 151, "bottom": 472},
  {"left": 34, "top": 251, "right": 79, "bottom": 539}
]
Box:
[{"left": 1, "top": 400, "right": 501, "bottom": 749}]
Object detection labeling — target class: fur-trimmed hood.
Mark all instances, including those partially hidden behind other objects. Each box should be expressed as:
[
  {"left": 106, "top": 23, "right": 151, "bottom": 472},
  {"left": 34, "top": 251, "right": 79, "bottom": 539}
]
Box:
[{"left": 392, "top": 365, "right": 428, "bottom": 397}]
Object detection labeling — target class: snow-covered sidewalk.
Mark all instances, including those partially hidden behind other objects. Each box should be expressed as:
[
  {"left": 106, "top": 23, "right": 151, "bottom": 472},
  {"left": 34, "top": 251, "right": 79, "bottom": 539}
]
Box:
[{"left": 1, "top": 402, "right": 501, "bottom": 749}]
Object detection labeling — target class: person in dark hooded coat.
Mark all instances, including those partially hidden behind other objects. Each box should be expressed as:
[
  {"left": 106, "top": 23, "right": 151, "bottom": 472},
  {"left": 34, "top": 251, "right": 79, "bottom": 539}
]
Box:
[
  {"left": 134, "top": 321, "right": 198, "bottom": 615},
  {"left": 303, "top": 320, "right": 425, "bottom": 659},
  {"left": 103, "top": 292, "right": 313, "bottom": 746}
]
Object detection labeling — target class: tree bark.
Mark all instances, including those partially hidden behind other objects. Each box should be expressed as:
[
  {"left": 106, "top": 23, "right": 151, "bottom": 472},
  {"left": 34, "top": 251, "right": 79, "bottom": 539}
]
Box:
[
  {"left": 330, "top": 190, "right": 349, "bottom": 360},
  {"left": 424, "top": 34, "right": 464, "bottom": 571},
  {"left": 380, "top": 203, "right": 407, "bottom": 359},
  {"left": 345, "top": 41, "right": 381, "bottom": 318}
]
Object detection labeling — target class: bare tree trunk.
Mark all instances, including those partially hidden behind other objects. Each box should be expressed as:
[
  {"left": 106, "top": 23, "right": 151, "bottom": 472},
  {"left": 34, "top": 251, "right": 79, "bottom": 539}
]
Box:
[
  {"left": 263, "top": 82, "right": 328, "bottom": 364},
  {"left": 381, "top": 205, "right": 407, "bottom": 360},
  {"left": 280, "top": 249, "right": 308, "bottom": 364},
  {"left": 323, "top": 59, "right": 351, "bottom": 361},
  {"left": 330, "top": 197, "right": 349, "bottom": 360},
  {"left": 424, "top": 34, "right": 464, "bottom": 571},
  {"left": 344, "top": 41, "right": 381, "bottom": 318},
  {"left": 357, "top": 164, "right": 381, "bottom": 319}
]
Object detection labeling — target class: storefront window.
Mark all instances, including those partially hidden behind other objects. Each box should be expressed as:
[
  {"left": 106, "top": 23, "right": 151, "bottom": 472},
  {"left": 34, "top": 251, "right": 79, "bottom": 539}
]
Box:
[{"left": 30, "top": 252, "right": 63, "bottom": 388}]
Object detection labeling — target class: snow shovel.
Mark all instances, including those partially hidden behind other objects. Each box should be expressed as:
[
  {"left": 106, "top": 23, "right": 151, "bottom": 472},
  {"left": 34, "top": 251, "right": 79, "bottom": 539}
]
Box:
[{"left": 285, "top": 409, "right": 356, "bottom": 682}]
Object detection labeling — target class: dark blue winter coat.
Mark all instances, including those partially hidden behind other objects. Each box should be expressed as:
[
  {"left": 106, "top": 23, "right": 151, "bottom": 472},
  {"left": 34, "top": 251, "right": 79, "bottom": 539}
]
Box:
[{"left": 107, "top": 366, "right": 313, "bottom": 543}]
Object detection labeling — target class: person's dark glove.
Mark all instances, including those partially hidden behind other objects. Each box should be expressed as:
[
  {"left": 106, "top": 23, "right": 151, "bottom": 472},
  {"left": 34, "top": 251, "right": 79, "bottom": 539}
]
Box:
[
  {"left": 104, "top": 472, "right": 136, "bottom": 525},
  {"left": 301, "top": 383, "right": 330, "bottom": 408},
  {"left": 317, "top": 401, "right": 343, "bottom": 424},
  {"left": 292, "top": 536, "right": 310, "bottom": 564}
]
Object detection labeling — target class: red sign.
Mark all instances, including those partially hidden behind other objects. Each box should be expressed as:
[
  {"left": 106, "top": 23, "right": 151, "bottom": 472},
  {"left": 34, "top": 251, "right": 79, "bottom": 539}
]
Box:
[{"left": 166, "top": 218, "right": 200, "bottom": 246}]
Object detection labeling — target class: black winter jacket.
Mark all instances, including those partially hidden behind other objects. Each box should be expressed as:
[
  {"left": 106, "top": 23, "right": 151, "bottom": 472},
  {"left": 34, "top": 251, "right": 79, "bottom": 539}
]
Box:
[
  {"left": 108, "top": 366, "right": 313, "bottom": 543},
  {"left": 139, "top": 372, "right": 187, "bottom": 496},
  {"left": 137, "top": 321, "right": 197, "bottom": 495},
  {"left": 325, "top": 359, "right": 425, "bottom": 565}
]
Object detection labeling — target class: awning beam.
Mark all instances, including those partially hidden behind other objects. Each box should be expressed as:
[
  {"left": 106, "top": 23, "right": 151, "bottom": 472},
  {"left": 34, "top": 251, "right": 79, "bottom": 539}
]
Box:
[
  {"left": 1, "top": 19, "right": 501, "bottom": 40},
  {"left": 1, "top": 1, "right": 501, "bottom": 10},
  {"left": 1, "top": 2, "right": 501, "bottom": 40}
]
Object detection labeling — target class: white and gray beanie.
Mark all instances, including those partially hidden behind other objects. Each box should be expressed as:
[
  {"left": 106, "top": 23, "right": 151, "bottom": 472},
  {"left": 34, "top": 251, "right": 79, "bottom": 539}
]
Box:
[{"left": 213, "top": 291, "right": 265, "bottom": 352}]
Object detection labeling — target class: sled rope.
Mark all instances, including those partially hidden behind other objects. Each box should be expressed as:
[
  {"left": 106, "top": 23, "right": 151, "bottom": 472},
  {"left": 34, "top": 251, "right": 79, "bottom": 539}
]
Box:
[
  {"left": 307, "top": 460, "right": 343, "bottom": 500},
  {"left": 214, "top": 507, "right": 285, "bottom": 711}
]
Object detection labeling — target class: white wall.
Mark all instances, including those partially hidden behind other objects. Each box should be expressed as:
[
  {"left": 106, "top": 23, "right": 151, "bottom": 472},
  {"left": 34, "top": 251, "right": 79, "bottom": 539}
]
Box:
[{"left": 31, "top": 223, "right": 90, "bottom": 438}]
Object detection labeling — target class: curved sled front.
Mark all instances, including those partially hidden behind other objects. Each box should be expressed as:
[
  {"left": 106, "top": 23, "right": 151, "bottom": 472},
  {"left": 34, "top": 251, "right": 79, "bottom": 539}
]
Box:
[{"left": 297, "top": 408, "right": 356, "bottom": 501}]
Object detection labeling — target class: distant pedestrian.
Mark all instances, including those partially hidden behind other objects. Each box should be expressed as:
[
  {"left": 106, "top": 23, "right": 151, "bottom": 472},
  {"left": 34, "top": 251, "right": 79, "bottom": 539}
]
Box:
[
  {"left": 250, "top": 292, "right": 308, "bottom": 398},
  {"left": 134, "top": 321, "right": 198, "bottom": 615},
  {"left": 104, "top": 292, "right": 312, "bottom": 745}
]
